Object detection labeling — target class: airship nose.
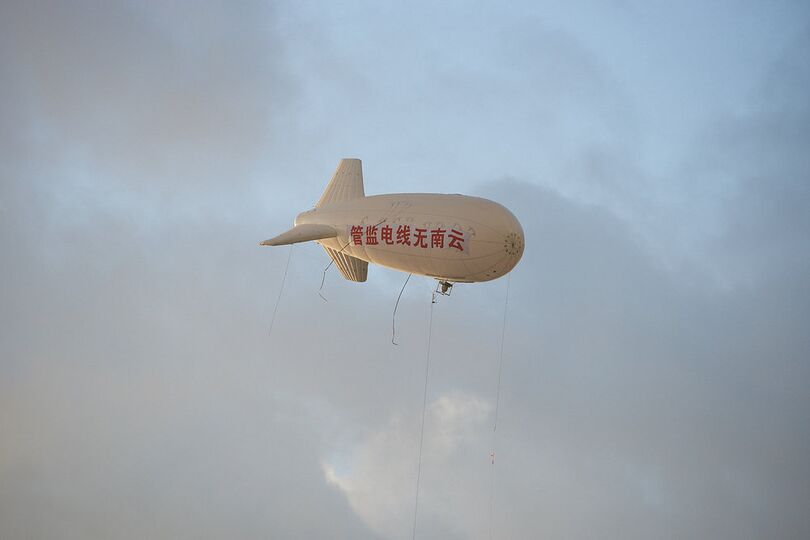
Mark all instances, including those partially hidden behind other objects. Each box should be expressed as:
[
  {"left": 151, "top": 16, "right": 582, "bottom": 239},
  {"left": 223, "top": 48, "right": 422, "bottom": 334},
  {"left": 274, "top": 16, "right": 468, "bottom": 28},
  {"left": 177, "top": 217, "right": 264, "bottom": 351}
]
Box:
[
  {"left": 493, "top": 214, "right": 524, "bottom": 280},
  {"left": 503, "top": 213, "right": 525, "bottom": 261},
  {"left": 503, "top": 230, "right": 524, "bottom": 258}
]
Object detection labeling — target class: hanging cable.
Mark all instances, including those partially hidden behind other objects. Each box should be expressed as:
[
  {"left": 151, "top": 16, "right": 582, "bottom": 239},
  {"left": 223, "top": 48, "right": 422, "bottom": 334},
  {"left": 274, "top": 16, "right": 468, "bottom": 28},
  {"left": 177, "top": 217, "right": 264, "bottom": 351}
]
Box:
[
  {"left": 318, "top": 218, "right": 387, "bottom": 302},
  {"left": 318, "top": 259, "right": 336, "bottom": 302},
  {"left": 411, "top": 293, "right": 435, "bottom": 540},
  {"left": 489, "top": 455, "right": 497, "bottom": 540},
  {"left": 268, "top": 245, "right": 294, "bottom": 336},
  {"left": 391, "top": 273, "right": 412, "bottom": 345},
  {"left": 489, "top": 273, "right": 512, "bottom": 540},
  {"left": 492, "top": 273, "right": 511, "bottom": 432},
  {"left": 318, "top": 239, "right": 351, "bottom": 302}
]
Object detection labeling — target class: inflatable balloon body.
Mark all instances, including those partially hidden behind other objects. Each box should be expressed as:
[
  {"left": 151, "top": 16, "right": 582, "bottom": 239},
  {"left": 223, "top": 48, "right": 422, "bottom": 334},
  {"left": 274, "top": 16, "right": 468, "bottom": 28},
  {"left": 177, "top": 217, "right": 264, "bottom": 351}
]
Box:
[{"left": 262, "top": 159, "right": 524, "bottom": 284}]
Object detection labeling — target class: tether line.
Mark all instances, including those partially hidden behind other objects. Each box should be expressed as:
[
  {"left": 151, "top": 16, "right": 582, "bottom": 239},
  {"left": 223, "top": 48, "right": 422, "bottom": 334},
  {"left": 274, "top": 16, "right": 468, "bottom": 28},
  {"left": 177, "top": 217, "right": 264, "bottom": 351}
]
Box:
[
  {"left": 411, "top": 294, "right": 435, "bottom": 540},
  {"left": 489, "top": 273, "right": 512, "bottom": 539},
  {"left": 492, "top": 273, "right": 511, "bottom": 432}
]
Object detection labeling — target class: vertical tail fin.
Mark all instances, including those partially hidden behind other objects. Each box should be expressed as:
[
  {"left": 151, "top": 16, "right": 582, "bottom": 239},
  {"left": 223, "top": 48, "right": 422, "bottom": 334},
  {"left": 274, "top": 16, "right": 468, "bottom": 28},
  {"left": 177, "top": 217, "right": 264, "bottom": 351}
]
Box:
[{"left": 316, "top": 158, "right": 365, "bottom": 207}]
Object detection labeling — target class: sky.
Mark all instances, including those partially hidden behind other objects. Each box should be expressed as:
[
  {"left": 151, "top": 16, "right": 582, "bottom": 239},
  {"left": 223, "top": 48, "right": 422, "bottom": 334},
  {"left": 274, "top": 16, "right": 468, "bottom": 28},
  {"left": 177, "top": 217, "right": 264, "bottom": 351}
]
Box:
[{"left": 1, "top": 1, "right": 809, "bottom": 538}]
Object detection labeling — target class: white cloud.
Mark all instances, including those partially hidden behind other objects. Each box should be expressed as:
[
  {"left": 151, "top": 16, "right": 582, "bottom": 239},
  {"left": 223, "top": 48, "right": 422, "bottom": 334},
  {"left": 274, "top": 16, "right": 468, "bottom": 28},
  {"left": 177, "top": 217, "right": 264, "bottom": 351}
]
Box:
[{"left": 323, "top": 391, "right": 491, "bottom": 539}]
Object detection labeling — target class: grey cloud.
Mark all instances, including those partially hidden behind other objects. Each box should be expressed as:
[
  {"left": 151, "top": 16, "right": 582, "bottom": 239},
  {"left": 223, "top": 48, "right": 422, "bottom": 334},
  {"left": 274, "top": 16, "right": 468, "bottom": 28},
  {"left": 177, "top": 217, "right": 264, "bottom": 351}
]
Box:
[
  {"left": 0, "top": 0, "right": 296, "bottom": 213},
  {"left": 473, "top": 178, "right": 809, "bottom": 539},
  {"left": 2, "top": 2, "right": 809, "bottom": 539},
  {"left": 2, "top": 160, "right": 808, "bottom": 539}
]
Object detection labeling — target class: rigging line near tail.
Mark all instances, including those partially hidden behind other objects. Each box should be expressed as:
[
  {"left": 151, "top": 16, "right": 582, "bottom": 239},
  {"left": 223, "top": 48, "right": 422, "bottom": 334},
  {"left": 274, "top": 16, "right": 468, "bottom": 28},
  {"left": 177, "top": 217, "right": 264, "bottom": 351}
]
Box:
[
  {"left": 489, "top": 272, "right": 512, "bottom": 540},
  {"left": 268, "top": 245, "right": 294, "bottom": 336},
  {"left": 317, "top": 260, "right": 336, "bottom": 302},
  {"left": 318, "top": 218, "right": 388, "bottom": 302},
  {"left": 392, "top": 273, "right": 412, "bottom": 345},
  {"left": 318, "top": 239, "right": 350, "bottom": 302},
  {"left": 412, "top": 293, "right": 435, "bottom": 540}
]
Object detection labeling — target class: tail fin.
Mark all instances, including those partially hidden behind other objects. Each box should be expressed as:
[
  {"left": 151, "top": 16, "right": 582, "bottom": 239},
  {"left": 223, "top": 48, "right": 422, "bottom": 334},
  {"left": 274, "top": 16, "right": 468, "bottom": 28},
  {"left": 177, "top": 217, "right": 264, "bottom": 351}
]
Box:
[
  {"left": 316, "top": 158, "right": 365, "bottom": 207},
  {"left": 322, "top": 246, "right": 368, "bottom": 282}
]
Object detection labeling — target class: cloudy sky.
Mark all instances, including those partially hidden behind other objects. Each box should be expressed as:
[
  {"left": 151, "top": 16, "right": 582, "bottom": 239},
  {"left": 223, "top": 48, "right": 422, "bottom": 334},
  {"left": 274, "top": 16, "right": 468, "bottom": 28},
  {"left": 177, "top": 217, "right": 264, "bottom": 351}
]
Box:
[{"left": 1, "top": 1, "right": 809, "bottom": 538}]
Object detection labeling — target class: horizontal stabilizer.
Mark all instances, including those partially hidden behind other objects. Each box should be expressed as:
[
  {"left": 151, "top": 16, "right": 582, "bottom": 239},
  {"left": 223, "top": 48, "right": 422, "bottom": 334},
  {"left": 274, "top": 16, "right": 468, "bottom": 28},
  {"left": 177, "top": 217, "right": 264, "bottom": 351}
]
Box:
[
  {"left": 323, "top": 246, "right": 368, "bottom": 282},
  {"left": 260, "top": 224, "right": 337, "bottom": 246}
]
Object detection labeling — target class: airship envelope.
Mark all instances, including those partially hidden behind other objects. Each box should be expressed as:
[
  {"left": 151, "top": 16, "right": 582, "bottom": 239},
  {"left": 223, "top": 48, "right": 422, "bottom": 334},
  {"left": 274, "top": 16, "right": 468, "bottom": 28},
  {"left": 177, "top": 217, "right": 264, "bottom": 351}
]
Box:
[{"left": 261, "top": 159, "right": 524, "bottom": 284}]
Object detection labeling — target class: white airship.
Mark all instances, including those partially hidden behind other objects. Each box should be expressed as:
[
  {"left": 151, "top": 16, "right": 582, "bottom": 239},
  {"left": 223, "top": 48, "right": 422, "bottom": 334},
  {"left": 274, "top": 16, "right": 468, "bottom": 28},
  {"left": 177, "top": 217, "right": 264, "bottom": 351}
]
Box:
[{"left": 261, "top": 159, "right": 524, "bottom": 291}]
